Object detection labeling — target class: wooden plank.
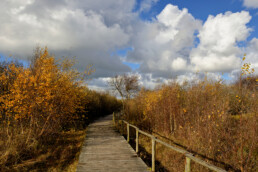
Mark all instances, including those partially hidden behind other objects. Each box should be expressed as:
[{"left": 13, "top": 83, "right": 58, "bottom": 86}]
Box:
[{"left": 76, "top": 115, "right": 149, "bottom": 172}]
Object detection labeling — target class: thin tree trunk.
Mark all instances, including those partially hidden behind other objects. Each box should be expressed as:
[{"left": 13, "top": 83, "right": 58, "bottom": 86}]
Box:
[
  {"left": 39, "top": 113, "right": 52, "bottom": 137},
  {"left": 25, "top": 115, "right": 34, "bottom": 144}
]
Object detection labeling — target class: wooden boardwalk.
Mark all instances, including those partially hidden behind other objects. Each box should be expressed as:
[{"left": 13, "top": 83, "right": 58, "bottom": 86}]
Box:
[{"left": 76, "top": 115, "right": 149, "bottom": 172}]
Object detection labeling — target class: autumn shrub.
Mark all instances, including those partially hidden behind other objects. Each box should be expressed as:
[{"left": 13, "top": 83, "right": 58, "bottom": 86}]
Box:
[
  {"left": 0, "top": 47, "right": 121, "bottom": 170},
  {"left": 123, "top": 76, "right": 257, "bottom": 171},
  {"left": 1, "top": 49, "right": 85, "bottom": 135}
]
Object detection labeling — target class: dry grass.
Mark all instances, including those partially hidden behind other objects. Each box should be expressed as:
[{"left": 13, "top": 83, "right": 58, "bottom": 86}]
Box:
[
  {"left": 0, "top": 47, "right": 122, "bottom": 171},
  {"left": 120, "top": 76, "right": 258, "bottom": 171},
  {"left": 0, "top": 129, "right": 86, "bottom": 172}
]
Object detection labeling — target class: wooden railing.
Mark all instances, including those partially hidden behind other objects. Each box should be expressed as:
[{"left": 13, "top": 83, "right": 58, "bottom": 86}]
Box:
[{"left": 113, "top": 113, "right": 227, "bottom": 172}]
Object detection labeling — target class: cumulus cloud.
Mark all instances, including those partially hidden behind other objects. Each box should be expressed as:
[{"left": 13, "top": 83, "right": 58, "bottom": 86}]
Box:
[
  {"left": 127, "top": 4, "right": 202, "bottom": 77},
  {"left": 245, "top": 38, "right": 258, "bottom": 72},
  {"left": 174, "top": 72, "right": 222, "bottom": 85},
  {"left": 243, "top": 0, "right": 258, "bottom": 8},
  {"left": 0, "top": 0, "right": 257, "bottom": 90},
  {"left": 88, "top": 77, "right": 111, "bottom": 92},
  {"left": 190, "top": 11, "right": 252, "bottom": 72},
  {"left": 217, "top": 38, "right": 258, "bottom": 83},
  {"left": 171, "top": 57, "right": 187, "bottom": 71},
  {"left": 127, "top": 5, "right": 254, "bottom": 85},
  {"left": 0, "top": 0, "right": 133, "bottom": 77}
]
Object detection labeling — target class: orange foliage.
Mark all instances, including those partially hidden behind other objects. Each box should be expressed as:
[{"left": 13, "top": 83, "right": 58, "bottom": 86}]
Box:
[
  {"left": 0, "top": 47, "right": 122, "bottom": 170},
  {"left": 124, "top": 77, "right": 257, "bottom": 171},
  {"left": 0, "top": 47, "right": 86, "bottom": 136}
]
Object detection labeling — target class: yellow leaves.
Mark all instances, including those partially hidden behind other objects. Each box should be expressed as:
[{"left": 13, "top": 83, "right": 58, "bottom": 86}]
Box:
[
  {"left": 142, "top": 90, "right": 161, "bottom": 117},
  {"left": 235, "top": 95, "right": 242, "bottom": 103},
  {"left": 0, "top": 97, "right": 4, "bottom": 103},
  {"left": 242, "top": 54, "right": 246, "bottom": 61},
  {"left": 241, "top": 55, "right": 255, "bottom": 76},
  {"left": 0, "top": 47, "right": 88, "bottom": 126},
  {"left": 60, "top": 57, "right": 77, "bottom": 71},
  {"left": 84, "top": 64, "right": 95, "bottom": 76}
]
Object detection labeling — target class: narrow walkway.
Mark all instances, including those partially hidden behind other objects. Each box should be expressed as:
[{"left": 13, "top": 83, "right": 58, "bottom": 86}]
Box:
[{"left": 76, "top": 115, "right": 149, "bottom": 172}]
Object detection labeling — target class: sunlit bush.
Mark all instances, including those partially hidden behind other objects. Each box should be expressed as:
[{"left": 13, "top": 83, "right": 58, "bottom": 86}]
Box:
[
  {"left": 0, "top": 47, "right": 121, "bottom": 170},
  {"left": 124, "top": 74, "right": 257, "bottom": 171}
]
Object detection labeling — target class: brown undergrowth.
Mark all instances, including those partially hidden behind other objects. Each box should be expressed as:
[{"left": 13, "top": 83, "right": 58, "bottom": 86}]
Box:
[
  {"left": 0, "top": 129, "right": 86, "bottom": 172},
  {"left": 115, "top": 73, "right": 257, "bottom": 171},
  {"left": 0, "top": 47, "right": 122, "bottom": 171}
]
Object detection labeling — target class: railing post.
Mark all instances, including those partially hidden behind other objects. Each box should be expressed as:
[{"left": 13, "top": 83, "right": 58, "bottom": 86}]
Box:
[
  {"left": 152, "top": 136, "right": 156, "bottom": 172},
  {"left": 127, "top": 123, "right": 130, "bottom": 142},
  {"left": 185, "top": 157, "right": 191, "bottom": 172},
  {"left": 120, "top": 121, "right": 227, "bottom": 172},
  {"left": 136, "top": 127, "right": 139, "bottom": 153}
]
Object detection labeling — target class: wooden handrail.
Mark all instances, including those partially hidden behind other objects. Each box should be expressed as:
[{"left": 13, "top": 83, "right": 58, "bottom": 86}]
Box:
[{"left": 113, "top": 113, "right": 227, "bottom": 172}]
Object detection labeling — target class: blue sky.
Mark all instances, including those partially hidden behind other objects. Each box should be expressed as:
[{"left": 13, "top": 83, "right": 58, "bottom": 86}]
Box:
[
  {"left": 139, "top": 0, "right": 256, "bottom": 20},
  {"left": 0, "top": 0, "right": 258, "bottom": 89},
  {"left": 0, "top": 53, "right": 29, "bottom": 67},
  {"left": 140, "top": 0, "right": 258, "bottom": 38},
  {"left": 116, "top": 0, "right": 258, "bottom": 79},
  {"left": 137, "top": 0, "right": 258, "bottom": 44}
]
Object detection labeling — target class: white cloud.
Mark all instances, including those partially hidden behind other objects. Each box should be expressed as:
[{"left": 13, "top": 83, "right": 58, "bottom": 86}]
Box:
[
  {"left": 243, "top": 0, "right": 258, "bottom": 8},
  {"left": 127, "top": 4, "right": 202, "bottom": 77},
  {"left": 245, "top": 38, "right": 258, "bottom": 73},
  {"left": 0, "top": 0, "right": 257, "bottom": 90},
  {"left": 139, "top": 73, "right": 172, "bottom": 89},
  {"left": 172, "top": 57, "right": 187, "bottom": 71},
  {"left": 88, "top": 77, "right": 111, "bottom": 92},
  {"left": 139, "top": 0, "right": 159, "bottom": 12},
  {"left": 220, "top": 38, "right": 258, "bottom": 84},
  {"left": 190, "top": 11, "right": 252, "bottom": 72},
  {"left": 0, "top": 0, "right": 133, "bottom": 77},
  {"left": 127, "top": 6, "right": 255, "bottom": 86},
  {"left": 175, "top": 72, "right": 222, "bottom": 85}
]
